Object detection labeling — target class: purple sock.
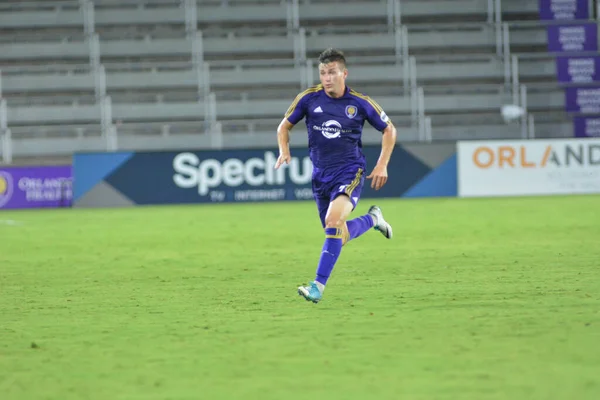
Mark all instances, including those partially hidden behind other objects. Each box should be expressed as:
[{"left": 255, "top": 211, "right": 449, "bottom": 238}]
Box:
[
  {"left": 346, "top": 215, "right": 375, "bottom": 241},
  {"left": 315, "top": 227, "right": 343, "bottom": 285}
]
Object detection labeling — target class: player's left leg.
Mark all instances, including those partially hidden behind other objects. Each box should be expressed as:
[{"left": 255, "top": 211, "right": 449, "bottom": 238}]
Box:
[
  {"left": 341, "top": 169, "right": 393, "bottom": 244},
  {"left": 345, "top": 206, "right": 393, "bottom": 243}
]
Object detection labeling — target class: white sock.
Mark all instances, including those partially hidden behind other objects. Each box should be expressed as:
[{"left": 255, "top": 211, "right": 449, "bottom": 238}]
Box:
[
  {"left": 314, "top": 281, "right": 325, "bottom": 293},
  {"left": 370, "top": 213, "right": 379, "bottom": 226}
]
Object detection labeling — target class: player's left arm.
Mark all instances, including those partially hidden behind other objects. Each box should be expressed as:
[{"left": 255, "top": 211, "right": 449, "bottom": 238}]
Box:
[
  {"left": 368, "top": 123, "right": 397, "bottom": 190},
  {"left": 364, "top": 98, "right": 397, "bottom": 190}
]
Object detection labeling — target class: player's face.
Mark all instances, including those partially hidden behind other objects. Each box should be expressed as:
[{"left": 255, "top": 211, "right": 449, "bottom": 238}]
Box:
[{"left": 319, "top": 61, "right": 347, "bottom": 98}]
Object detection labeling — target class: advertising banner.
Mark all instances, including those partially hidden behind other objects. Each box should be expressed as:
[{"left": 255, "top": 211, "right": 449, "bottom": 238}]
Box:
[
  {"left": 0, "top": 165, "right": 72, "bottom": 209},
  {"left": 556, "top": 55, "right": 600, "bottom": 83},
  {"left": 565, "top": 86, "right": 600, "bottom": 113},
  {"left": 72, "top": 145, "right": 458, "bottom": 207},
  {"left": 457, "top": 139, "right": 600, "bottom": 197},
  {"left": 573, "top": 116, "right": 600, "bottom": 137},
  {"left": 539, "top": 0, "right": 590, "bottom": 20},
  {"left": 546, "top": 23, "right": 599, "bottom": 52}
]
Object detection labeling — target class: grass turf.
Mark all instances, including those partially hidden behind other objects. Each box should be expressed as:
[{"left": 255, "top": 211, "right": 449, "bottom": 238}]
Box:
[{"left": 1, "top": 196, "right": 599, "bottom": 400}]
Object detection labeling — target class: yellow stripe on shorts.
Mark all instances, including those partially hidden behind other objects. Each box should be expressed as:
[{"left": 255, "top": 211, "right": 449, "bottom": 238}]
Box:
[{"left": 345, "top": 168, "right": 364, "bottom": 196}]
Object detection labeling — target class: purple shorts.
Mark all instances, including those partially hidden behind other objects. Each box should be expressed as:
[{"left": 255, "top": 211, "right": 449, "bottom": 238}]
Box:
[{"left": 312, "top": 165, "right": 365, "bottom": 228}]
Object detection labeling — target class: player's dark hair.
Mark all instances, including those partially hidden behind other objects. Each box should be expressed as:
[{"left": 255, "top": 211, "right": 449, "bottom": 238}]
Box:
[{"left": 318, "top": 48, "right": 346, "bottom": 68}]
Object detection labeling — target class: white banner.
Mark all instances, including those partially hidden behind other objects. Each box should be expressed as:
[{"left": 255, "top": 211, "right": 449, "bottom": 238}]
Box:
[{"left": 457, "top": 138, "right": 600, "bottom": 197}]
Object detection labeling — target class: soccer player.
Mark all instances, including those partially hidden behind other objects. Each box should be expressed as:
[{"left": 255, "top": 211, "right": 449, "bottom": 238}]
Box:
[{"left": 275, "top": 48, "right": 397, "bottom": 303}]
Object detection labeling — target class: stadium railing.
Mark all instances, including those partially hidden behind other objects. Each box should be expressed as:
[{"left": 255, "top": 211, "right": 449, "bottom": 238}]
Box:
[{"left": 0, "top": 0, "right": 588, "bottom": 162}]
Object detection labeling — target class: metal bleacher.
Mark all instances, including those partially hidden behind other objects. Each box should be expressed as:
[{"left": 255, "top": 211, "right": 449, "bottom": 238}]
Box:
[{"left": 0, "top": 0, "right": 593, "bottom": 162}]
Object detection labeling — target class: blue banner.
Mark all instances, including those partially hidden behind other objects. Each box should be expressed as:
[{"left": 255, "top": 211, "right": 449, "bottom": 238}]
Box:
[
  {"left": 565, "top": 86, "right": 600, "bottom": 113},
  {"left": 556, "top": 55, "right": 600, "bottom": 83},
  {"left": 73, "top": 145, "right": 457, "bottom": 207},
  {"left": 546, "top": 23, "right": 599, "bottom": 52},
  {"left": 114, "top": 149, "right": 315, "bottom": 204},
  {"left": 539, "top": 0, "right": 590, "bottom": 20},
  {"left": 573, "top": 115, "right": 600, "bottom": 137}
]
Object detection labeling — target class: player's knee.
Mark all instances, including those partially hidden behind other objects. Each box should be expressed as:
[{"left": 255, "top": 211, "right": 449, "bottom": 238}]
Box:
[{"left": 325, "top": 217, "right": 345, "bottom": 229}]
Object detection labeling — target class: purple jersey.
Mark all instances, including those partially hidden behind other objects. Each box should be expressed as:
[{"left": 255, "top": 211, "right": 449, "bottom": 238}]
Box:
[{"left": 284, "top": 84, "right": 391, "bottom": 172}]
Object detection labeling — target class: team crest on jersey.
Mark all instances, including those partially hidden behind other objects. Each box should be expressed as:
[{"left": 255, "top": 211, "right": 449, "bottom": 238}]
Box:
[{"left": 345, "top": 105, "right": 357, "bottom": 119}]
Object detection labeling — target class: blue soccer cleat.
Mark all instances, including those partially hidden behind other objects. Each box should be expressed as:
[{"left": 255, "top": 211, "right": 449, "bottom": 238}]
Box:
[
  {"left": 298, "top": 281, "right": 323, "bottom": 303},
  {"left": 368, "top": 205, "right": 393, "bottom": 239}
]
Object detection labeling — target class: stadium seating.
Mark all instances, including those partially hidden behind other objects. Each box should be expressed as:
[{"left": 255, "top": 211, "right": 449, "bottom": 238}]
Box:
[{"left": 0, "top": 0, "right": 587, "bottom": 161}]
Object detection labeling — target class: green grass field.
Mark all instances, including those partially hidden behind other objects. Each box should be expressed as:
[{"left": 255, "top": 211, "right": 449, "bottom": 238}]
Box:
[{"left": 1, "top": 196, "right": 599, "bottom": 400}]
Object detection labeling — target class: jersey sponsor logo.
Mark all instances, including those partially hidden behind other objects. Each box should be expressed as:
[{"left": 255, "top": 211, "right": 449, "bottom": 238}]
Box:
[
  {"left": 312, "top": 119, "right": 351, "bottom": 139},
  {"left": 172, "top": 151, "right": 312, "bottom": 196},
  {"left": 345, "top": 105, "right": 357, "bottom": 119},
  {"left": 313, "top": 106, "right": 323, "bottom": 113},
  {"left": 380, "top": 111, "right": 389, "bottom": 123}
]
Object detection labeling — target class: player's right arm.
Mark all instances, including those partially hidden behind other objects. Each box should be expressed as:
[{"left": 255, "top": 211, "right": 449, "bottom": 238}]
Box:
[
  {"left": 275, "top": 89, "right": 310, "bottom": 169},
  {"left": 275, "top": 118, "right": 294, "bottom": 169}
]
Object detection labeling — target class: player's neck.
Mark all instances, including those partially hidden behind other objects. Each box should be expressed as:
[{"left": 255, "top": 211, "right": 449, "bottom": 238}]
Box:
[{"left": 324, "top": 85, "right": 347, "bottom": 99}]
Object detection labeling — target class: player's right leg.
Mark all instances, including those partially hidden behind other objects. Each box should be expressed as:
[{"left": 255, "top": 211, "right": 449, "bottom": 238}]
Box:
[{"left": 298, "top": 195, "right": 353, "bottom": 303}]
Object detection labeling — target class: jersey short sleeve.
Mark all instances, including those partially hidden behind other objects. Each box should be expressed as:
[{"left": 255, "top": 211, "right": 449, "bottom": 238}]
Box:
[
  {"left": 284, "top": 91, "right": 311, "bottom": 125},
  {"left": 363, "top": 96, "right": 391, "bottom": 133}
]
